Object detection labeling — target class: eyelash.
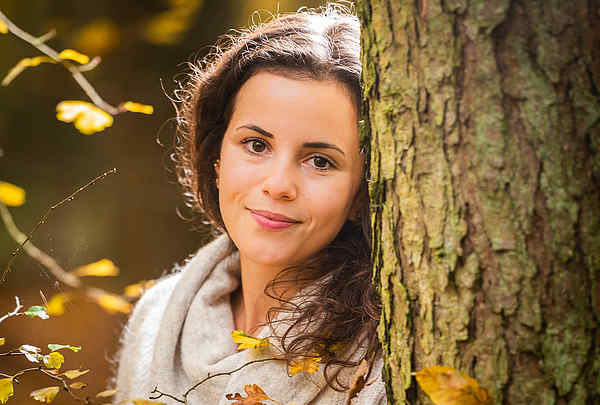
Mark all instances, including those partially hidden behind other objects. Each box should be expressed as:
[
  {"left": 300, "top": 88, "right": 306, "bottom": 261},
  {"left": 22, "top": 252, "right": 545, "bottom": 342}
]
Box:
[{"left": 241, "top": 137, "right": 336, "bottom": 171}]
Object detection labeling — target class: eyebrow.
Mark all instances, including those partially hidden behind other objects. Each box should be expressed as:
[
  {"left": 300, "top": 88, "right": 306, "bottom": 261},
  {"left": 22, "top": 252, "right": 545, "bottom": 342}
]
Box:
[{"left": 236, "top": 124, "right": 346, "bottom": 156}]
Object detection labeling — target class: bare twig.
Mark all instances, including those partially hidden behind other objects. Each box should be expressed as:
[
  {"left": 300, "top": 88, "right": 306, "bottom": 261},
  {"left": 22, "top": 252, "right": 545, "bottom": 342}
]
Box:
[
  {"left": 149, "top": 387, "right": 185, "bottom": 404},
  {"left": 0, "top": 10, "right": 118, "bottom": 114},
  {"left": 10, "top": 367, "right": 40, "bottom": 380},
  {"left": 150, "top": 357, "right": 283, "bottom": 404},
  {"left": 1, "top": 168, "right": 117, "bottom": 283},
  {"left": 0, "top": 296, "right": 22, "bottom": 324},
  {"left": 39, "top": 368, "right": 89, "bottom": 404}
]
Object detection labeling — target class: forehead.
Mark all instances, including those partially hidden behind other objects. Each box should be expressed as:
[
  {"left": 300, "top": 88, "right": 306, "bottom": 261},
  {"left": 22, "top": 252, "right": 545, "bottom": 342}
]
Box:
[{"left": 229, "top": 71, "right": 359, "bottom": 150}]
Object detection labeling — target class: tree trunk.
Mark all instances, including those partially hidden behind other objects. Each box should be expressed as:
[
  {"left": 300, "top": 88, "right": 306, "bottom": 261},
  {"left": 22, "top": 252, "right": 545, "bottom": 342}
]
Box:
[{"left": 358, "top": 0, "right": 600, "bottom": 404}]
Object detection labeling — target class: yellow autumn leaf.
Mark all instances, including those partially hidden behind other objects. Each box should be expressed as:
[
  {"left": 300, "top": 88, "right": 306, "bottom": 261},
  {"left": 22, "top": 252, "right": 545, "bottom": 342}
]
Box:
[
  {"left": 131, "top": 400, "right": 166, "bottom": 405},
  {"left": 73, "top": 19, "right": 120, "bottom": 55},
  {"left": 0, "top": 20, "right": 7, "bottom": 34},
  {"left": 43, "top": 352, "right": 64, "bottom": 370},
  {"left": 0, "top": 338, "right": 4, "bottom": 346},
  {"left": 56, "top": 101, "right": 113, "bottom": 135},
  {"left": 123, "top": 101, "right": 154, "bottom": 115},
  {"left": 30, "top": 386, "right": 60, "bottom": 403},
  {"left": 0, "top": 378, "right": 13, "bottom": 404},
  {"left": 2, "top": 56, "right": 56, "bottom": 86},
  {"left": 289, "top": 356, "right": 321, "bottom": 376},
  {"left": 58, "top": 49, "right": 90, "bottom": 64},
  {"left": 72, "top": 258, "right": 119, "bottom": 277},
  {"left": 231, "top": 330, "right": 270, "bottom": 350},
  {"left": 96, "top": 388, "right": 118, "bottom": 398},
  {"left": 96, "top": 293, "right": 132, "bottom": 314},
  {"left": 61, "top": 369, "right": 90, "bottom": 379},
  {"left": 414, "top": 365, "right": 493, "bottom": 405},
  {"left": 124, "top": 280, "right": 156, "bottom": 298},
  {"left": 0, "top": 181, "right": 26, "bottom": 206},
  {"left": 142, "top": 10, "right": 189, "bottom": 45},
  {"left": 46, "top": 293, "right": 70, "bottom": 316},
  {"left": 70, "top": 382, "right": 87, "bottom": 390}
]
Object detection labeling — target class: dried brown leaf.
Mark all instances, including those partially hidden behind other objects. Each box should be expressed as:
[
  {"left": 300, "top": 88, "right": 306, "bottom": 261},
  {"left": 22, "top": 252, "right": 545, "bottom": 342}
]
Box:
[
  {"left": 346, "top": 359, "right": 369, "bottom": 405},
  {"left": 225, "top": 384, "right": 273, "bottom": 405}
]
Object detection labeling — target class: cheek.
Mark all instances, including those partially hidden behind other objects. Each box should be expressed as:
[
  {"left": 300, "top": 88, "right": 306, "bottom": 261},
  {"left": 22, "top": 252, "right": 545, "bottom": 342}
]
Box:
[{"left": 306, "top": 177, "right": 356, "bottom": 228}]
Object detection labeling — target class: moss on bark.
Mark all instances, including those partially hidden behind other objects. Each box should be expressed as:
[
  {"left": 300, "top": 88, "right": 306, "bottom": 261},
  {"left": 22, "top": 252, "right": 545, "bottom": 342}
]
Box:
[{"left": 359, "top": 0, "right": 600, "bottom": 403}]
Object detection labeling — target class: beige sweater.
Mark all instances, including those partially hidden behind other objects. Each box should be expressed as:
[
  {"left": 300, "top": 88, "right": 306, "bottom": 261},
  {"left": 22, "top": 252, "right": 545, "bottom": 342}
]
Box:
[{"left": 114, "top": 235, "right": 387, "bottom": 405}]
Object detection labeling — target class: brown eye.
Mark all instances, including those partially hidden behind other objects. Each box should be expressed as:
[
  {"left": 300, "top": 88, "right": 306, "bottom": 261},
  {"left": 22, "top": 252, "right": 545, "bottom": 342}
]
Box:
[
  {"left": 243, "top": 138, "right": 268, "bottom": 154},
  {"left": 251, "top": 140, "right": 266, "bottom": 153},
  {"left": 309, "top": 156, "right": 332, "bottom": 171}
]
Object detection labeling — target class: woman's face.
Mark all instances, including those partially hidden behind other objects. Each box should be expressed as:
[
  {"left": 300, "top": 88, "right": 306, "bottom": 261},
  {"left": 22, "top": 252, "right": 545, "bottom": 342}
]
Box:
[{"left": 217, "top": 71, "right": 362, "bottom": 270}]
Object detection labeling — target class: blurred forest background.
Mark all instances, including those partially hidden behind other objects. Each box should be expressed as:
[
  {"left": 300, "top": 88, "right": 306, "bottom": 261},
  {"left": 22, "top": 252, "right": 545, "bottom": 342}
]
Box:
[{"left": 0, "top": 0, "right": 320, "bottom": 403}]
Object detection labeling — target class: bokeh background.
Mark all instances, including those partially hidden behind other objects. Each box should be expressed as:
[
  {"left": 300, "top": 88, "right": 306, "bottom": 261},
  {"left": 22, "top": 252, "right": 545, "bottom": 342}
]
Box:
[{"left": 0, "top": 0, "right": 321, "bottom": 402}]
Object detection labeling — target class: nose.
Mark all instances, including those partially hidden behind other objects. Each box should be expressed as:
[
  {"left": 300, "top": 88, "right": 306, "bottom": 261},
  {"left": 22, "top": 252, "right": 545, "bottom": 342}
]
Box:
[{"left": 261, "top": 159, "right": 298, "bottom": 201}]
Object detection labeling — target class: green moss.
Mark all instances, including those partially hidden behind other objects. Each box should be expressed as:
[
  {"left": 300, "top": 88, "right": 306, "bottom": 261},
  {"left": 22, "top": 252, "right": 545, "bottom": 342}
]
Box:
[{"left": 542, "top": 316, "right": 592, "bottom": 396}]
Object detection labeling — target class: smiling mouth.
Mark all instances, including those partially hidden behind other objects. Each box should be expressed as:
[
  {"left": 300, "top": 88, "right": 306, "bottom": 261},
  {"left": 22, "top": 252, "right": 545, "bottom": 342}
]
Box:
[{"left": 248, "top": 209, "right": 301, "bottom": 230}]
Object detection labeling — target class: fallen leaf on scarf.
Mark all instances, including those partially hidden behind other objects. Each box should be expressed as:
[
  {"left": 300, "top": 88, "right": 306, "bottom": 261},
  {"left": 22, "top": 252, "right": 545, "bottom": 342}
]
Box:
[
  {"left": 131, "top": 399, "right": 165, "bottom": 405},
  {"left": 346, "top": 359, "right": 369, "bottom": 405},
  {"left": 225, "top": 384, "right": 273, "bottom": 405},
  {"left": 414, "top": 365, "right": 493, "bottom": 405},
  {"left": 231, "top": 330, "right": 270, "bottom": 350},
  {"left": 288, "top": 356, "right": 321, "bottom": 376},
  {"left": 30, "top": 386, "right": 60, "bottom": 403}
]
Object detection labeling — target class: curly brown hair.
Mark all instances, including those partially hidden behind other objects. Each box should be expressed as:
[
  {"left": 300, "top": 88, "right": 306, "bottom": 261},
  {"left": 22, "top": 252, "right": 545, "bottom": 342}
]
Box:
[{"left": 173, "top": 3, "right": 380, "bottom": 390}]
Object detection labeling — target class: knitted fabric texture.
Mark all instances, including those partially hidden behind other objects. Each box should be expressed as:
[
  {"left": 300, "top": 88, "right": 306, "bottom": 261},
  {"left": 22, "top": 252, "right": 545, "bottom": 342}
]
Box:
[{"left": 114, "top": 234, "right": 386, "bottom": 405}]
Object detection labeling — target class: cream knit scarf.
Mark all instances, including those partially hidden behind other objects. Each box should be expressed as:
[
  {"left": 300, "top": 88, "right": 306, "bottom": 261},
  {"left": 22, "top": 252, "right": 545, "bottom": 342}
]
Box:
[{"left": 113, "top": 235, "right": 386, "bottom": 405}]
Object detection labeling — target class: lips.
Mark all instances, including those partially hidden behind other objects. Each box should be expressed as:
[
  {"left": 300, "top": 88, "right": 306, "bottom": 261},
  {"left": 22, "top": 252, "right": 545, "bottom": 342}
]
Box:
[
  {"left": 250, "top": 209, "right": 300, "bottom": 223},
  {"left": 248, "top": 209, "right": 301, "bottom": 230}
]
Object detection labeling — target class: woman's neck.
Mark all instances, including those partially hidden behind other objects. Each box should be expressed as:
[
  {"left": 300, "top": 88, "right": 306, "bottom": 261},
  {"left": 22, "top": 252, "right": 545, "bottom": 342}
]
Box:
[{"left": 233, "top": 255, "right": 293, "bottom": 334}]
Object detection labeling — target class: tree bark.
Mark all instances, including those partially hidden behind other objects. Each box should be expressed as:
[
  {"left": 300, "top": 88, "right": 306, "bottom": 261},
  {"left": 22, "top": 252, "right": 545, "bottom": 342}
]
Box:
[{"left": 358, "top": 0, "right": 600, "bottom": 404}]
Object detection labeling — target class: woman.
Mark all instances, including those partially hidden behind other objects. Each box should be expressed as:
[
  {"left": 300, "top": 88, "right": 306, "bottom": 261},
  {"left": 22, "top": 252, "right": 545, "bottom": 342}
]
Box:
[{"left": 114, "top": 3, "right": 386, "bottom": 404}]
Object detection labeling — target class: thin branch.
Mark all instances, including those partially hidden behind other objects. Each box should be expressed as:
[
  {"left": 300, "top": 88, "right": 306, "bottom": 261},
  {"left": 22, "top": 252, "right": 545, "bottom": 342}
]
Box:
[
  {"left": 33, "top": 29, "right": 56, "bottom": 45},
  {"left": 1, "top": 168, "right": 117, "bottom": 283},
  {"left": 0, "top": 204, "right": 81, "bottom": 287},
  {"left": 0, "top": 296, "right": 22, "bottom": 324},
  {"left": 0, "top": 351, "right": 25, "bottom": 357},
  {"left": 148, "top": 357, "right": 284, "bottom": 404},
  {"left": 11, "top": 367, "right": 39, "bottom": 380},
  {"left": 0, "top": 10, "right": 118, "bottom": 114},
  {"left": 39, "top": 368, "right": 89, "bottom": 404},
  {"left": 149, "top": 387, "right": 185, "bottom": 404}
]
